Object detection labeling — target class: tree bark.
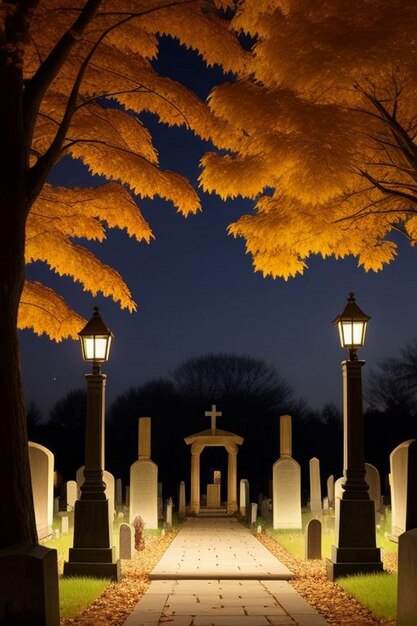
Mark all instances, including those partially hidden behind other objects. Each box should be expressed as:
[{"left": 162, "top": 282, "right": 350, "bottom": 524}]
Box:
[{"left": 0, "top": 50, "right": 37, "bottom": 548}]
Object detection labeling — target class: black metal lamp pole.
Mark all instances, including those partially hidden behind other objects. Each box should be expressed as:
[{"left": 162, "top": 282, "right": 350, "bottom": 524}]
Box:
[
  {"left": 64, "top": 307, "right": 120, "bottom": 580},
  {"left": 326, "top": 293, "right": 383, "bottom": 581}
]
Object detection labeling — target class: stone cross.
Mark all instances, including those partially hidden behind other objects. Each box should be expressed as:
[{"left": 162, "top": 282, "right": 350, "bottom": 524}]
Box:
[
  {"left": 280, "top": 414, "right": 292, "bottom": 457},
  {"left": 205, "top": 404, "right": 222, "bottom": 434}
]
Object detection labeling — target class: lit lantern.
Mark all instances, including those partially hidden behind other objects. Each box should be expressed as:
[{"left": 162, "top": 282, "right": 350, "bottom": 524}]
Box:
[
  {"left": 333, "top": 292, "right": 370, "bottom": 353},
  {"left": 78, "top": 306, "right": 113, "bottom": 366}
]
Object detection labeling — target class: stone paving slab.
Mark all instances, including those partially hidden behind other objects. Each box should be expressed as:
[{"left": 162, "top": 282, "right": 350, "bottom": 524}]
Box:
[
  {"left": 123, "top": 579, "right": 330, "bottom": 626},
  {"left": 121, "top": 518, "right": 330, "bottom": 626},
  {"left": 150, "top": 518, "right": 293, "bottom": 580}
]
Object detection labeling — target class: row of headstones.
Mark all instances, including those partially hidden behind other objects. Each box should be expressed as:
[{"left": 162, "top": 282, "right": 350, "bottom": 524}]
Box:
[
  {"left": 28, "top": 421, "right": 417, "bottom": 541},
  {"left": 269, "top": 416, "right": 417, "bottom": 538}
]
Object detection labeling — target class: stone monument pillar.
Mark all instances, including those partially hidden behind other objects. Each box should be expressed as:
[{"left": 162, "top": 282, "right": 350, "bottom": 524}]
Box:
[
  {"left": 226, "top": 444, "right": 238, "bottom": 514},
  {"left": 190, "top": 443, "right": 202, "bottom": 514},
  {"left": 272, "top": 415, "right": 302, "bottom": 529},
  {"left": 129, "top": 417, "right": 158, "bottom": 529}
]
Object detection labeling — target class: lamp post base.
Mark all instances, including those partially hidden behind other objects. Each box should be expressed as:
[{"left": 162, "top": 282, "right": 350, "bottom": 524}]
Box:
[
  {"left": 64, "top": 557, "right": 120, "bottom": 580},
  {"left": 63, "top": 498, "right": 120, "bottom": 581},
  {"left": 326, "top": 498, "right": 383, "bottom": 581}
]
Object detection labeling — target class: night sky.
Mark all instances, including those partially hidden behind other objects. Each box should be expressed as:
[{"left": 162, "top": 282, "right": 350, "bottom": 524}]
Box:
[{"left": 19, "top": 39, "right": 417, "bottom": 419}]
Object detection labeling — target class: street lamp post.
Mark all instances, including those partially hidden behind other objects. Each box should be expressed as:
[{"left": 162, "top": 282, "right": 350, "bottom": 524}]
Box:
[
  {"left": 326, "top": 293, "right": 383, "bottom": 581},
  {"left": 63, "top": 307, "right": 120, "bottom": 580}
]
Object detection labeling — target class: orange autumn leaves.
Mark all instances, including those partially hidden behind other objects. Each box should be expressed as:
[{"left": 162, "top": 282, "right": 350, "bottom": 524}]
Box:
[{"left": 16, "top": 0, "right": 417, "bottom": 339}]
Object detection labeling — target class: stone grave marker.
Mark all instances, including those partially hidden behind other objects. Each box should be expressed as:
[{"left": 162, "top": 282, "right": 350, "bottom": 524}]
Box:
[
  {"left": 365, "top": 463, "right": 383, "bottom": 515},
  {"left": 178, "top": 481, "right": 186, "bottom": 519},
  {"left": 251, "top": 502, "right": 258, "bottom": 525},
  {"left": 54, "top": 497, "right": 60, "bottom": 516},
  {"left": 158, "top": 482, "right": 164, "bottom": 520},
  {"left": 305, "top": 519, "right": 322, "bottom": 560},
  {"left": 28, "top": 442, "right": 54, "bottom": 540},
  {"left": 129, "top": 417, "right": 158, "bottom": 529},
  {"left": 66, "top": 480, "right": 77, "bottom": 511},
  {"left": 327, "top": 475, "right": 335, "bottom": 508},
  {"left": 61, "top": 515, "right": 69, "bottom": 534},
  {"left": 116, "top": 478, "right": 123, "bottom": 506},
  {"left": 166, "top": 498, "right": 173, "bottom": 528},
  {"left": 125, "top": 486, "right": 130, "bottom": 507},
  {"left": 272, "top": 415, "right": 302, "bottom": 529},
  {"left": 334, "top": 476, "right": 345, "bottom": 501},
  {"left": 119, "top": 523, "right": 133, "bottom": 560},
  {"left": 309, "top": 457, "right": 322, "bottom": 515},
  {"left": 239, "top": 478, "right": 250, "bottom": 517},
  {"left": 397, "top": 528, "right": 417, "bottom": 626},
  {"left": 390, "top": 439, "right": 417, "bottom": 539}
]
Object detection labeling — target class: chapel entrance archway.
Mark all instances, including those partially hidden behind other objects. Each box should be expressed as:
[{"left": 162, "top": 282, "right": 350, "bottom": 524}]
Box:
[{"left": 184, "top": 405, "right": 243, "bottom": 515}]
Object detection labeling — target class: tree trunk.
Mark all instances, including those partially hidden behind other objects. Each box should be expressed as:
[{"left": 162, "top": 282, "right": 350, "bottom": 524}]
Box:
[{"left": 0, "top": 55, "right": 37, "bottom": 549}]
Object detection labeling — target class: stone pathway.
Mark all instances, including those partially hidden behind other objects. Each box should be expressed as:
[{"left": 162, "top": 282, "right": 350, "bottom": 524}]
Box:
[{"left": 122, "top": 518, "right": 330, "bottom": 626}]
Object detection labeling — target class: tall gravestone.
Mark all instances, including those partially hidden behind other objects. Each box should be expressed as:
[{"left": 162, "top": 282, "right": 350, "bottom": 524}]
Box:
[
  {"left": 239, "top": 478, "right": 250, "bottom": 518},
  {"left": 129, "top": 417, "right": 158, "bottom": 529},
  {"left": 309, "top": 457, "right": 322, "bottom": 515},
  {"left": 397, "top": 528, "right": 417, "bottom": 626},
  {"left": 272, "top": 415, "right": 302, "bottom": 529},
  {"left": 390, "top": 439, "right": 417, "bottom": 539},
  {"left": 178, "top": 481, "right": 186, "bottom": 519},
  {"left": 28, "top": 442, "right": 54, "bottom": 540},
  {"left": 365, "top": 463, "right": 382, "bottom": 515},
  {"left": 66, "top": 480, "right": 77, "bottom": 511},
  {"left": 327, "top": 475, "right": 335, "bottom": 508},
  {"left": 116, "top": 478, "right": 123, "bottom": 506}
]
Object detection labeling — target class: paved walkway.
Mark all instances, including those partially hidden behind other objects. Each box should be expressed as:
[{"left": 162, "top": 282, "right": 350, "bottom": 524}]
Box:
[{"left": 122, "top": 518, "right": 330, "bottom": 626}]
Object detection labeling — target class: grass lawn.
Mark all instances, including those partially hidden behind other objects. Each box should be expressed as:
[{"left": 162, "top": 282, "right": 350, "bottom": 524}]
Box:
[{"left": 339, "top": 573, "right": 397, "bottom": 621}]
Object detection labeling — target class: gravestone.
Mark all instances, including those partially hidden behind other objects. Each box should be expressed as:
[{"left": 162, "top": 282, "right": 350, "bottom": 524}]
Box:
[
  {"left": 365, "top": 463, "right": 383, "bottom": 515},
  {"left": 272, "top": 415, "right": 302, "bottom": 529},
  {"left": 251, "top": 502, "right": 258, "bottom": 524},
  {"left": 54, "top": 497, "right": 60, "bottom": 516},
  {"left": 239, "top": 479, "right": 250, "bottom": 517},
  {"left": 66, "top": 480, "right": 77, "bottom": 511},
  {"left": 334, "top": 476, "right": 345, "bottom": 502},
  {"left": 261, "top": 497, "right": 272, "bottom": 522},
  {"left": 166, "top": 498, "right": 173, "bottom": 528},
  {"left": 178, "top": 481, "right": 186, "bottom": 519},
  {"left": 125, "top": 486, "right": 130, "bottom": 507},
  {"left": 397, "top": 528, "right": 417, "bottom": 626},
  {"left": 390, "top": 440, "right": 417, "bottom": 539},
  {"left": 158, "top": 482, "right": 164, "bottom": 520},
  {"left": 327, "top": 475, "right": 335, "bottom": 508},
  {"left": 129, "top": 417, "right": 158, "bottom": 529},
  {"left": 119, "top": 523, "right": 133, "bottom": 560},
  {"left": 28, "top": 442, "right": 54, "bottom": 540},
  {"left": 309, "top": 457, "right": 322, "bottom": 515},
  {"left": 305, "top": 519, "right": 322, "bottom": 560},
  {"left": 207, "top": 484, "right": 220, "bottom": 507},
  {"left": 116, "top": 478, "right": 123, "bottom": 506},
  {"left": 61, "top": 515, "right": 69, "bottom": 534}
]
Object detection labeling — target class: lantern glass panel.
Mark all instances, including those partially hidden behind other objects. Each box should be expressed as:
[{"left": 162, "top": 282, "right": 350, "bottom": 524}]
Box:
[{"left": 339, "top": 320, "right": 367, "bottom": 348}]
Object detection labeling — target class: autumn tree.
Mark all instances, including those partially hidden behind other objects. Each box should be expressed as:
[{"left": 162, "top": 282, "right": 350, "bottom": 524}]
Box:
[
  {"left": 0, "top": 0, "right": 246, "bottom": 558},
  {"left": 200, "top": 0, "right": 417, "bottom": 279}
]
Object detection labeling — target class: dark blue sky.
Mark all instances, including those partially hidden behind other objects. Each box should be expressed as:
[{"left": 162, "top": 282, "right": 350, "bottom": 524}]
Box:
[{"left": 19, "top": 39, "right": 417, "bottom": 418}]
